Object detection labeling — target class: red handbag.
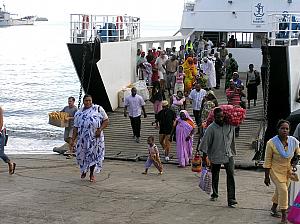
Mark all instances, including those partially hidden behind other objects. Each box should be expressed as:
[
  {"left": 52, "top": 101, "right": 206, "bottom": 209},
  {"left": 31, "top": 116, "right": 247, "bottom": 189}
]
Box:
[{"left": 192, "top": 153, "right": 202, "bottom": 173}]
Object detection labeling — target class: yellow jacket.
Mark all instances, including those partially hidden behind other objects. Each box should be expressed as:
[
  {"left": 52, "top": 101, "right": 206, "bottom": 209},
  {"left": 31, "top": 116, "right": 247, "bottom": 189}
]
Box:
[{"left": 264, "top": 139, "right": 300, "bottom": 183}]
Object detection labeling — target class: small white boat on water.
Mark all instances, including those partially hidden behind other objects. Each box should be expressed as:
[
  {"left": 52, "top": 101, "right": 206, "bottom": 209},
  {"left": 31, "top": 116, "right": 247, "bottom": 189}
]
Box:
[{"left": 0, "top": 4, "right": 35, "bottom": 27}]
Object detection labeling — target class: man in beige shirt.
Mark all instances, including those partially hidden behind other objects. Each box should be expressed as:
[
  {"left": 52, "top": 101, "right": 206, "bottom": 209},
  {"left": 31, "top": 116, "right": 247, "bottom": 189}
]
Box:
[{"left": 165, "top": 54, "right": 179, "bottom": 96}]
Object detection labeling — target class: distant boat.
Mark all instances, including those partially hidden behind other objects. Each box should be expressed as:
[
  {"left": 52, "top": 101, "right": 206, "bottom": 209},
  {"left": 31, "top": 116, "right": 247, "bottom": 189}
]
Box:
[
  {"left": 0, "top": 4, "right": 35, "bottom": 27},
  {"left": 35, "top": 17, "right": 48, "bottom": 22}
]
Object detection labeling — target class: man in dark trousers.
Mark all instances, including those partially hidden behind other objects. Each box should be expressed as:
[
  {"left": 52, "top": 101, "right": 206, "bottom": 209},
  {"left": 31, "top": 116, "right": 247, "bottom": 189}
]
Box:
[
  {"left": 214, "top": 52, "right": 223, "bottom": 89},
  {"left": 124, "top": 87, "right": 147, "bottom": 143},
  {"left": 199, "top": 107, "right": 237, "bottom": 208},
  {"left": 153, "top": 100, "right": 176, "bottom": 162}
]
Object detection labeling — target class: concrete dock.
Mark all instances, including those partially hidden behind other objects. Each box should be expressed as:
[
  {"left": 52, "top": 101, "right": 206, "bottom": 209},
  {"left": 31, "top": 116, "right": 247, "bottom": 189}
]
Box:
[
  {"left": 1, "top": 73, "right": 268, "bottom": 223},
  {"left": 1, "top": 154, "right": 277, "bottom": 224}
]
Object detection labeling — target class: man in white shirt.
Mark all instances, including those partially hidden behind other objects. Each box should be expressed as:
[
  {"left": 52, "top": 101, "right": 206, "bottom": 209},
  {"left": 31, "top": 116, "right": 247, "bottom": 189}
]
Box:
[
  {"left": 155, "top": 50, "right": 168, "bottom": 91},
  {"left": 124, "top": 87, "right": 147, "bottom": 143},
  {"left": 198, "top": 37, "right": 207, "bottom": 58},
  {"left": 207, "top": 39, "right": 214, "bottom": 51},
  {"left": 203, "top": 57, "right": 216, "bottom": 90},
  {"left": 188, "top": 84, "right": 207, "bottom": 127}
]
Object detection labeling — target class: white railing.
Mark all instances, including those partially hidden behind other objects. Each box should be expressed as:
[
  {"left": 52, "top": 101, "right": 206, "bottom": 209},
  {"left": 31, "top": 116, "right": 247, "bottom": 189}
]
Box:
[
  {"left": 269, "top": 13, "right": 300, "bottom": 46},
  {"left": 69, "top": 14, "right": 140, "bottom": 43}
]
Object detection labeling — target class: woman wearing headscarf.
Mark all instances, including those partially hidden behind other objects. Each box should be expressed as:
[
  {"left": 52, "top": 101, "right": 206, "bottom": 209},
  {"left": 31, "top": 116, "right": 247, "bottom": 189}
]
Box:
[
  {"left": 183, "top": 57, "right": 197, "bottom": 94},
  {"left": 170, "top": 90, "right": 186, "bottom": 116},
  {"left": 201, "top": 90, "right": 218, "bottom": 124},
  {"left": 71, "top": 95, "right": 109, "bottom": 182},
  {"left": 264, "top": 120, "right": 300, "bottom": 224},
  {"left": 170, "top": 110, "right": 196, "bottom": 167}
]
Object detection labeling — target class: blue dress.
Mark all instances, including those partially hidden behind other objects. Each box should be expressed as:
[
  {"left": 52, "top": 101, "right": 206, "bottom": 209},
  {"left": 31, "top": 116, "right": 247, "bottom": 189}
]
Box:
[{"left": 74, "top": 105, "right": 107, "bottom": 174}]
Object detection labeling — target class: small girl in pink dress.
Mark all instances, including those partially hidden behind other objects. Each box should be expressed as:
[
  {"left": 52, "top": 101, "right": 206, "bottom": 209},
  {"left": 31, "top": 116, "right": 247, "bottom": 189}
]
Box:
[{"left": 142, "top": 136, "right": 163, "bottom": 175}]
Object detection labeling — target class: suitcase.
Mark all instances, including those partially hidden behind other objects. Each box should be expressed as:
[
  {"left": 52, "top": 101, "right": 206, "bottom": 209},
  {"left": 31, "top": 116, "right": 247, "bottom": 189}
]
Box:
[{"left": 289, "top": 164, "right": 300, "bottom": 206}]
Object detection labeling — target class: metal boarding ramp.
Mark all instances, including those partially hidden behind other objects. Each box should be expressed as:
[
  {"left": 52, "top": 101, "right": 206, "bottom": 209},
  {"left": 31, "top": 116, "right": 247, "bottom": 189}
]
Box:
[{"left": 69, "top": 14, "right": 141, "bottom": 43}]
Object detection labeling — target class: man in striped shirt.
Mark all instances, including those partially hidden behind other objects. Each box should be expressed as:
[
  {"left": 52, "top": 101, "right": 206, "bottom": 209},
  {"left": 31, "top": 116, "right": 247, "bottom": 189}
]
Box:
[
  {"left": 226, "top": 80, "right": 245, "bottom": 106},
  {"left": 226, "top": 80, "right": 245, "bottom": 137}
]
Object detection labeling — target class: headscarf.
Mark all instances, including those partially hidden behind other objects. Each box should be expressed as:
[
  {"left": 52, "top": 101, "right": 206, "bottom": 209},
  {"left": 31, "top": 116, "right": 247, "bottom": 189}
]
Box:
[
  {"left": 187, "top": 57, "right": 194, "bottom": 65},
  {"left": 206, "top": 90, "right": 216, "bottom": 98},
  {"left": 177, "top": 110, "right": 196, "bottom": 133},
  {"left": 179, "top": 110, "right": 194, "bottom": 123},
  {"left": 183, "top": 57, "right": 197, "bottom": 77},
  {"left": 271, "top": 135, "right": 299, "bottom": 158}
]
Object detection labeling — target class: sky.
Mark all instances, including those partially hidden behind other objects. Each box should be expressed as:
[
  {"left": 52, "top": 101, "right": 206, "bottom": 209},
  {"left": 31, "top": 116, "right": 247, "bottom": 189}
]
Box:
[{"left": 3, "top": 0, "right": 184, "bottom": 26}]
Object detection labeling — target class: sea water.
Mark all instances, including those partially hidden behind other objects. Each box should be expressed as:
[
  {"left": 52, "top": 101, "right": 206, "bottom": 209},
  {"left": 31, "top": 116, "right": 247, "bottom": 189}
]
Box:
[{"left": 0, "top": 21, "right": 177, "bottom": 154}]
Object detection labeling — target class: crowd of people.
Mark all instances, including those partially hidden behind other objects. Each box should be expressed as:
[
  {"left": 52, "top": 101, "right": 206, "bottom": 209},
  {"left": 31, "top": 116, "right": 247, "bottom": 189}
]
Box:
[
  {"left": 137, "top": 37, "right": 260, "bottom": 107},
  {"left": 136, "top": 36, "right": 261, "bottom": 139},
  {"left": 134, "top": 37, "right": 299, "bottom": 217},
  {"left": 1, "top": 36, "right": 299, "bottom": 221}
]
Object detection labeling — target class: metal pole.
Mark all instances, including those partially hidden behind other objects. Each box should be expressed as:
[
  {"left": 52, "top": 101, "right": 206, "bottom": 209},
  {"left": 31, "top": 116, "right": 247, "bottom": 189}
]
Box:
[
  {"left": 70, "top": 14, "right": 72, "bottom": 43},
  {"left": 289, "top": 14, "right": 292, "bottom": 46},
  {"left": 106, "top": 15, "right": 108, "bottom": 43}
]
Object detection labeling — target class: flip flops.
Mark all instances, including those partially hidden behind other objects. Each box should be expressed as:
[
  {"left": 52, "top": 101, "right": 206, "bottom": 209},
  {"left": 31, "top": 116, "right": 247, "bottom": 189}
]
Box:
[
  {"left": 89, "top": 175, "right": 96, "bottom": 183},
  {"left": 81, "top": 172, "right": 86, "bottom": 179},
  {"left": 270, "top": 210, "right": 281, "bottom": 218}
]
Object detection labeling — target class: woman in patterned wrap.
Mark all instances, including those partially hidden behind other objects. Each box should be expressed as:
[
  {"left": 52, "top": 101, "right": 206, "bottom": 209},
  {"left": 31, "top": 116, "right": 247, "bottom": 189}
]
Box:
[
  {"left": 170, "top": 110, "right": 196, "bottom": 167},
  {"left": 71, "top": 94, "right": 109, "bottom": 182}
]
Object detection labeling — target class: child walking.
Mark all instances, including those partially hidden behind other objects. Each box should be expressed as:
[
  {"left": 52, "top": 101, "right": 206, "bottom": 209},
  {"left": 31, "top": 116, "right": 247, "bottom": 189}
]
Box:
[{"left": 142, "top": 136, "right": 163, "bottom": 175}]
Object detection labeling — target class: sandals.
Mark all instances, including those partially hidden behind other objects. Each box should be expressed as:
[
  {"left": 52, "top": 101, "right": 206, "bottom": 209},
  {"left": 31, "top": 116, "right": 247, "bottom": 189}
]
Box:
[
  {"left": 270, "top": 210, "right": 281, "bottom": 218},
  {"left": 81, "top": 172, "right": 86, "bottom": 179},
  {"left": 81, "top": 172, "right": 96, "bottom": 182},
  {"left": 66, "top": 154, "right": 75, "bottom": 159},
  {"left": 89, "top": 175, "right": 96, "bottom": 183},
  {"left": 8, "top": 162, "right": 16, "bottom": 175}
]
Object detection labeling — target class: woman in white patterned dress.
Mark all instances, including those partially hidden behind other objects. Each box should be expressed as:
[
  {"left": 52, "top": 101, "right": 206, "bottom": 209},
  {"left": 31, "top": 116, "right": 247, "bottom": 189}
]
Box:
[{"left": 71, "top": 95, "right": 109, "bottom": 182}]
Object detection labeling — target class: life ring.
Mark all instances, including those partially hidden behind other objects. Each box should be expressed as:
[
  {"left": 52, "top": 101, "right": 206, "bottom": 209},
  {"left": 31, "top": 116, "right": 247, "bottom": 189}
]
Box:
[
  {"left": 116, "top": 16, "right": 123, "bottom": 30},
  {"left": 82, "top": 15, "right": 89, "bottom": 30}
]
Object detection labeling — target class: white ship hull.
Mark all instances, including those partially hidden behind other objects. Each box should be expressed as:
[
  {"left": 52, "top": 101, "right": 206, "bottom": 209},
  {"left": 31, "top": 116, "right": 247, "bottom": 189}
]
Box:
[
  {"left": 11, "top": 18, "right": 35, "bottom": 26},
  {"left": 0, "top": 5, "right": 35, "bottom": 27},
  {"left": 0, "top": 18, "right": 35, "bottom": 27}
]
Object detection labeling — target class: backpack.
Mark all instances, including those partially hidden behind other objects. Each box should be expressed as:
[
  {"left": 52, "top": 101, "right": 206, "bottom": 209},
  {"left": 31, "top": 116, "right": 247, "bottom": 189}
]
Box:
[{"left": 254, "top": 70, "right": 260, "bottom": 86}]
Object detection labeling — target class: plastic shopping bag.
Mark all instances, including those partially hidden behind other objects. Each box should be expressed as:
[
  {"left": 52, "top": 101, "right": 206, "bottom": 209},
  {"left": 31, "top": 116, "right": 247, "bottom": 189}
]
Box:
[{"left": 199, "top": 167, "right": 212, "bottom": 194}]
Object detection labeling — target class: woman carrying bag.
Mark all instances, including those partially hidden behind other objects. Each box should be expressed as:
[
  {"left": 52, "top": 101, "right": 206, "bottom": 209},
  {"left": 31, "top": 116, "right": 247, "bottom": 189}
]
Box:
[{"left": 264, "top": 119, "right": 300, "bottom": 224}]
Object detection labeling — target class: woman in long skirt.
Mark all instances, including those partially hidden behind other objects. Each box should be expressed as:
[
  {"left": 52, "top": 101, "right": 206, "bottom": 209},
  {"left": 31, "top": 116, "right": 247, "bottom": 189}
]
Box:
[
  {"left": 246, "top": 64, "right": 260, "bottom": 109},
  {"left": 71, "top": 95, "right": 109, "bottom": 182},
  {"left": 170, "top": 110, "right": 196, "bottom": 167}
]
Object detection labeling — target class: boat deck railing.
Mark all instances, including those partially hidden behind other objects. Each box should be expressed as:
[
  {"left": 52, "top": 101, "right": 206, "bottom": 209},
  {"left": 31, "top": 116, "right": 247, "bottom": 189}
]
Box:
[
  {"left": 69, "top": 14, "right": 140, "bottom": 44},
  {"left": 269, "top": 13, "right": 300, "bottom": 46}
]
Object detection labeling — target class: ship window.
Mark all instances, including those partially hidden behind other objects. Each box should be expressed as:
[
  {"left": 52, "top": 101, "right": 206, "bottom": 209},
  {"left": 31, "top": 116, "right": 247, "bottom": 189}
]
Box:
[{"left": 228, "top": 32, "right": 253, "bottom": 48}]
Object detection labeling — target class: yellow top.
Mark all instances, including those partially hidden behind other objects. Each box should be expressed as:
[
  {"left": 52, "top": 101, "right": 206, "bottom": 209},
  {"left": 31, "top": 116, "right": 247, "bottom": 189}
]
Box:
[{"left": 264, "top": 139, "right": 300, "bottom": 183}]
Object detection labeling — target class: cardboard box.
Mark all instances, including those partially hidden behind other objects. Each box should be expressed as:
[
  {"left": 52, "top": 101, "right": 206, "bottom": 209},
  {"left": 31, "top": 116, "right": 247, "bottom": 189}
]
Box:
[
  {"left": 49, "top": 117, "right": 69, "bottom": 128},
  {"left": 118, "top": 88, "right": 132, "bottom": 108}
]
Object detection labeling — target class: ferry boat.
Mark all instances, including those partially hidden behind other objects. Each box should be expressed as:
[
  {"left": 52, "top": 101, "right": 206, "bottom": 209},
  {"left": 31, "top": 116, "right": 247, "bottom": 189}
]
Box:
[
  {"left": 67, "top": 0, "right": 300, "bottom": 161},
  {"left": 0, "top": 4, "right": 35, "bottom": 27}
]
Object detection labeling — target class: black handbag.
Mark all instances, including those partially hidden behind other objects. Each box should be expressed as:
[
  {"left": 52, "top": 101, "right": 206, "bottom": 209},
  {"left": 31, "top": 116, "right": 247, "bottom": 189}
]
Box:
[
  {"left": 1, "top": 129, "right": 8, "bottom": 146},
  {"left": 291, "top": 152, "right": 300, "bottom": 166},
  {"left": 4, "top": 133, "right": 8, "bottom": 146}
]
